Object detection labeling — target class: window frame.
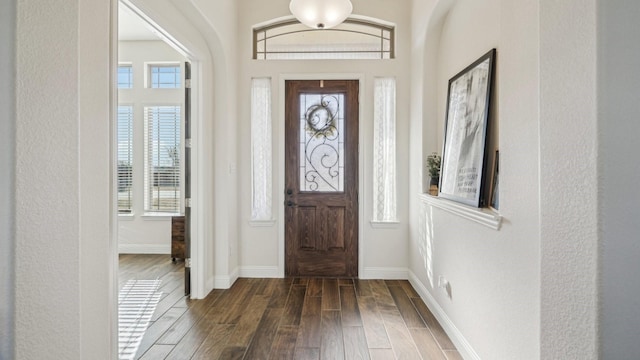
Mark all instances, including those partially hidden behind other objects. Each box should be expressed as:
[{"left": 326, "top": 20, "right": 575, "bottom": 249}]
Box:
[
  {"left": 117, "top": 104, "right": 134, "bottom": 214},
  {"left": 372, "top": 77, "right": 398, "bottom": 223},
  {"left": 117, "top": 63, "right": 133, "bottom": 89},
  {"left": 146, "top": 62, "right": 182, "bottom": 89},
  {"left": 253, "top": 18, "right": 395, "bottom": 60}
]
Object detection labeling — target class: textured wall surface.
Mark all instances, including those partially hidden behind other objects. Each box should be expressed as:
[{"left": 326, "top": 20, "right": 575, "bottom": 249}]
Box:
[
  {"left": 15, "top": 0, "right": 112, "bottom": 357},
  {"left": 15, "top": 0, "right": 81, "bottom": 357},
  {"left": 598, "top": 0, "right": 640, "bottom": 357},
  {"left": 539, "top": 0, "right": 599, "bottom": 358},
  {"left": 0, "top": 0, "right": 16, "bottom": 358}
]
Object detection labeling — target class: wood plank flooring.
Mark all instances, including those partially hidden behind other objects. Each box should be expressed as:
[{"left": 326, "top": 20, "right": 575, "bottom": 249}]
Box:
[{"left": 119, "top": 254, "right": 461, "bottom": 360}]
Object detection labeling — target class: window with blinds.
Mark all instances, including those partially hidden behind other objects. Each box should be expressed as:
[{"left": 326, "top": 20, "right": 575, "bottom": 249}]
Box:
[
  {"left": 117, "top": 105, "right": 134, "bottom": 213},
  {"left": 144, "top": 106, "right": 181, "bottom": 213}
]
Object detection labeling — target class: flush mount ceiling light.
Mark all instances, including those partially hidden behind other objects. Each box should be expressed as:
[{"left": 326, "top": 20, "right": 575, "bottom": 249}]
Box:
[{"left": 289, "top": 0, "right": 353, "bottom": 29}]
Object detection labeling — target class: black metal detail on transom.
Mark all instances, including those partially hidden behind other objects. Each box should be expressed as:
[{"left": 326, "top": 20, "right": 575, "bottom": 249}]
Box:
[{"left": 253, "top": 18, "right": 395, "bottom": 60}]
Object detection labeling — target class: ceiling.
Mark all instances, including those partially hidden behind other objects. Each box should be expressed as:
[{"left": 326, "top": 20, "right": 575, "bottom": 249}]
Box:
[{"left": 118, "top": 4, "right": 161, "bottom": 41}]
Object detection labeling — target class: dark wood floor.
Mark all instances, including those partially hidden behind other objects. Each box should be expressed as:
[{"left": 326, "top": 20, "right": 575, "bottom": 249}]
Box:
[{"left": 119, "top": 254, "right": 462, "bottom": 360}]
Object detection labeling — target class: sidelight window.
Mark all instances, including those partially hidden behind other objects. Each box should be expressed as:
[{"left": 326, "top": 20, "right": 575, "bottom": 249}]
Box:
[
  {"left": 372, "top": 78, "right": 397, "bottom": 222},
  {"left": 250, "top": 78, "right": 273, "bottom": 222}
]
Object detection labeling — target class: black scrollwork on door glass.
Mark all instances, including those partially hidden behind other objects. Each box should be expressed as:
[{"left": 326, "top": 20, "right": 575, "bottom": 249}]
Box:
[{"left": 300, "top": 93, "right": 344, "bottom": 192}]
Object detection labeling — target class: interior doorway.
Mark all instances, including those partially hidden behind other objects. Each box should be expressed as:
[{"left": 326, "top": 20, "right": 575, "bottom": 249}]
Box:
[
  {"left": 117, "top": 0, "right": 190, "bottom": 285},
  {"left": 116, "top": 2, "right": 196, "bottom": 357}
]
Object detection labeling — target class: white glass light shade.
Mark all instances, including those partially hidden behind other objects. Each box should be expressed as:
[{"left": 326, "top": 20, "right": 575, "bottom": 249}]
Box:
[{"left": 290, "top": 0, "right": 353, "bottom": 29}]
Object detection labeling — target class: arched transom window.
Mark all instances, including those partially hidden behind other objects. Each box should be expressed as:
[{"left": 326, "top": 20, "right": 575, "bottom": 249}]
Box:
[{"left": 253, "top": 18, "right": 395, "bottom": 60}]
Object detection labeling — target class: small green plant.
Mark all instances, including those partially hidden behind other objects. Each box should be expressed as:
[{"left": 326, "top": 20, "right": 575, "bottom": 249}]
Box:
[{"left": 426, "top": 152, "right": 441, "bottom": 179}]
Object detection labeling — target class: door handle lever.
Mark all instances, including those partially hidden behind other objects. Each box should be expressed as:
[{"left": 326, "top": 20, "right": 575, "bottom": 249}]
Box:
[{"left": 285, "top": 200, "right": 296, "bottom": 207}]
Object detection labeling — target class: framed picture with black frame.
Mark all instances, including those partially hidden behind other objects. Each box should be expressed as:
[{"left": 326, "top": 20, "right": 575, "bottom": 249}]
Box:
[{"left": 438, "top": 48, "right": 496, "bottom": 207}]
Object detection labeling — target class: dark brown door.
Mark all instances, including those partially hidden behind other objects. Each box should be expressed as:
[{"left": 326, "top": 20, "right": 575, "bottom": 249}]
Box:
[{"left": 285, "top": 80, "right": 359, "bottom": 277}]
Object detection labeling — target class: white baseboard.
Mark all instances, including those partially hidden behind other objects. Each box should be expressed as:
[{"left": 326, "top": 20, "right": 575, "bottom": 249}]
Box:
[
  {"left": 239, "top": 266, "right": 280, "bottom": 278},
  {"left": 213, "top": 275, "right": 232, "bottom": 289},
  {"left": 408, "top": 270, "right": 481, "bottom": 360},
  {"left": 213, "top": 267, "right": 239, "bottom": 289},
  {"left": 361, "top": 267, "right": 409, "bottom": 280},
  {"left": 118, "top": 244, "right": 170, "bottom": 254},
  {"left": 205, "top": 277, "right": 215, "bottom": 294}
]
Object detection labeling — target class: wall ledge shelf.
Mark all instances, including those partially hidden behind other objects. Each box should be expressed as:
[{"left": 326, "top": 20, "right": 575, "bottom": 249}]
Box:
[{"left": 419, "top": 193, "right": 502, "bottom": 230}]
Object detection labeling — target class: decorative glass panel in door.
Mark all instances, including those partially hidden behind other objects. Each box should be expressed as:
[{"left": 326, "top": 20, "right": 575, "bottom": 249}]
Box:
[{"left": 298, "top": 93, "right": 345, "bottom": 192}]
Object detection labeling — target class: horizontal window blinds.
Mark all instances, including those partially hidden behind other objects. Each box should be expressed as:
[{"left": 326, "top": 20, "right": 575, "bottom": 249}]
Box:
[
  {"left": 144, "top": 106, "right": 181, "bottom": 213},
  {"left": 117, "top": 105, "right": 133, "bottom": 213}
]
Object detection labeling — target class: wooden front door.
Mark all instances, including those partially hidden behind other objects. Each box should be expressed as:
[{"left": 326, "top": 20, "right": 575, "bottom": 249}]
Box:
[{"left": 285, "top": 80, "right": 359, "bottom": 277}]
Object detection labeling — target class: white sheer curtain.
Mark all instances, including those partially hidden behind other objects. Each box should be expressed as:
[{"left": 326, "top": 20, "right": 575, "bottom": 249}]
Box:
[
  {"left": 251, "top": 78, "right": 273, "bottom": 221},
  {"left": 373, "top": 78, "right": 397, "bottom": 222}
]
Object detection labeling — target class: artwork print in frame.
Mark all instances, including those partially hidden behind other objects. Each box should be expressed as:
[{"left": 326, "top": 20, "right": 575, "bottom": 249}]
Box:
[{"left": 438, "top": 49, "right": 496, "bottom": 207}]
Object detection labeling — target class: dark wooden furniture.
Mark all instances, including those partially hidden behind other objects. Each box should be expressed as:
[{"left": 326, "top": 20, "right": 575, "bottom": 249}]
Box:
[{"left": 171, "top": 216, "right": 185, "bottom": 261}]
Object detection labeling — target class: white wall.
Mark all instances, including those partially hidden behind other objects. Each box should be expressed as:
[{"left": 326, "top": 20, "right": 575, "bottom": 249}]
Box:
[
  {"left": 539, "top": 1, "right": 599, "bottom": 358},
  {"left": 598, "top": 0, "right": 640, "bottom": 357},
  {"left": 0, "top": 0, "right": 16, "bottom": 357},
  {"left": 189, "top": 0, "right": 241, "bottom": 286},
  {"left": 14, "top": 0, "right": 112, "bottom": 357},
  {"left": 410, "top": 0, "right": 541, "bottom": 358},
  {"left": 236, "top": 0, "right": 412, "bottom": 279},
  {"left": 117, "top": 40, "right": 186, "bottom": 254}
]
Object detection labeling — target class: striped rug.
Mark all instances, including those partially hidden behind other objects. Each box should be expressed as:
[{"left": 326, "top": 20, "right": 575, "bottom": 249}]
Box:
[{"left": 118, "top": 279, "right": 163, "bottom": 360}]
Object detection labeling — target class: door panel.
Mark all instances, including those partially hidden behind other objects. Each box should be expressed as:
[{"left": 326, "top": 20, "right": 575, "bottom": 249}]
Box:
[
  {"left": 297, "top": 207, "right": 318, "bottom": 249},
  {"left": 285, "top": 80, "right": 359, "bottom": 277},
  {"left": 326, "top": 207, "right": 345, "bottom": 249}
]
